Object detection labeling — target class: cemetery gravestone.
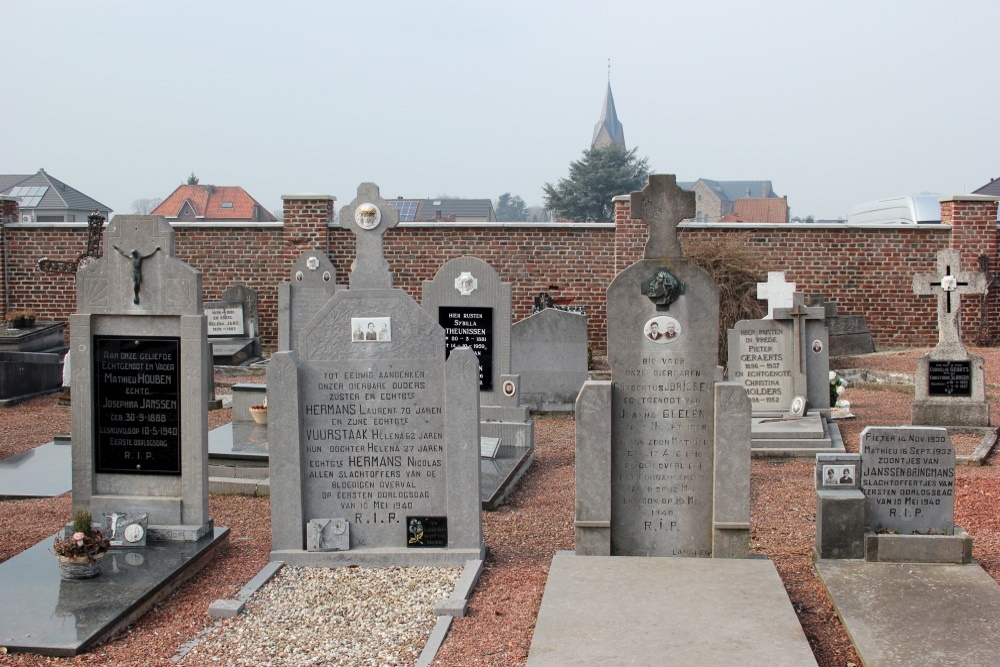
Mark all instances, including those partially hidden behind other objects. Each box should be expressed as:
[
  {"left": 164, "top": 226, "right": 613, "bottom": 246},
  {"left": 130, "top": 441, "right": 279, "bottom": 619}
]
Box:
[
  {"left": 860, "top": 426, "right": 955, "bottom": 534},
  {"left": 911, "top": 249, "right": 989, "bottom": 426},
  {"left": 277, "top": 249, "right": 341, "bottom": 352},
  {"left": 205, "top": 284, "right": 262, "bottom": 364},
  {"left": 71, "top": 215, "right": 212, "bottom": 540},
  {"left": 575, "top": 175, "right": 751, "bottom": 558},
  {"left": 269, "top": 183, "right": 484, "bottom": 566},
  {"left": 511, "top": 308, "right": 589, "bottom": 411}
]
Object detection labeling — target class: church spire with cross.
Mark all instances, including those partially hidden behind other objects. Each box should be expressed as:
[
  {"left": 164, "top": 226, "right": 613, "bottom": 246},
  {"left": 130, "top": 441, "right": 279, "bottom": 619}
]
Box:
[{"left": 592, "top": 61, "right": 626, "bottom": 150}]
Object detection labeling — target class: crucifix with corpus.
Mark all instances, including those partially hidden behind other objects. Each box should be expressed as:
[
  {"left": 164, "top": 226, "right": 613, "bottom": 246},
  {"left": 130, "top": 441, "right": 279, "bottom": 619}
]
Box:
[{"left": 912, "top": 249, "right": 986, "bottom": 356}]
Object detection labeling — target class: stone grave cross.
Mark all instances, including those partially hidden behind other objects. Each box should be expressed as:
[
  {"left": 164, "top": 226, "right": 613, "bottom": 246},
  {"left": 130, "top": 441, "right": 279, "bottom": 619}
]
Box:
[
  {"left": 774, "top": 292, "right": 825, "bottom": 410},
  {"left": 337, "top": 182, "right": 400, "bottom": 289},
  {"left": 630, "top": 175, "right": 695, "bottom": 260},
  {"left": 756, "top": 271, "right": 796, "bottom": 320},
  {"left": 912, "top": 249, "right": 986, "bottom": 351}
]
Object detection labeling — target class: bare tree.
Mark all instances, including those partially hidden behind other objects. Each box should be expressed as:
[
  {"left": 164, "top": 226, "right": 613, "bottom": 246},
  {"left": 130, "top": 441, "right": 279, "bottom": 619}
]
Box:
[{"left": 131, "top": 198, "right": 163, "bottom": 214}]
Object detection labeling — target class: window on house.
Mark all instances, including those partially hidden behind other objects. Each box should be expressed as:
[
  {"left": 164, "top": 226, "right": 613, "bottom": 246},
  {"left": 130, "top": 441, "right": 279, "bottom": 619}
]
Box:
[
  {"left": 221, "top": 202, "right": 234, "bottom": 208},
  {"left": 37, "top": 215, "right": 65, "bottom": 222}
]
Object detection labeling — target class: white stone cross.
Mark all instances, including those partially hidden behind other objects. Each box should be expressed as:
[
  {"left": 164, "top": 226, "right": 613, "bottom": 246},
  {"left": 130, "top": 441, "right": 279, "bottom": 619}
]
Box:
[
  {"left": 756, "top": 271, "right": 796, "bottom": 320},
  {"left": 913, "top": 249, "right": 986, "bottom": 351}
]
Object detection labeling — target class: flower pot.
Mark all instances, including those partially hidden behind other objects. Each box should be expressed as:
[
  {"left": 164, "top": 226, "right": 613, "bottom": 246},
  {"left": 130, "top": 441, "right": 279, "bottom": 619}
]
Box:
[
  {"left": 57, "top": 552, "right": 106, "bottom": 580},
  {"left": 249, "top": 405, "right": 268, "bottom": 426},
  {"left": 6, "top": 317, "right": 30, "bottom": 329}
]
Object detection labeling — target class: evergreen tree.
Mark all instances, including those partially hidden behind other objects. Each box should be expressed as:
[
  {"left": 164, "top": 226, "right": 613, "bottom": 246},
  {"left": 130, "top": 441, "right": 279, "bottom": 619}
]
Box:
[
  {"left": 543, "top": 145, "right": 650, "bottom": 222},
  {"left": 495, "top": 193, "right": 529, "bottom": 221}
]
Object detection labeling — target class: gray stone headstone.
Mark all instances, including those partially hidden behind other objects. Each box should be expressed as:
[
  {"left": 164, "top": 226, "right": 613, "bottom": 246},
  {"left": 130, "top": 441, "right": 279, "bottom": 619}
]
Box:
[
  {"left": 511, "top": 308, "right": 589, "bottom": 411},
  {"left": 728, "top": 319, "right": 794, "bottom": 413},
  {"left": 860, "top": 426, "right": 955, "bottom": 534},
  {"left": 268, "top": 183, "right": 484, "bottom": 566},
  {"left": 277, "top": 250, "right": 341, "bottom": 351},
  {"left": 599, "top": 175, "right": 750, "bottom": 558},
  {"left": 71, "top": 215, "right": 212, "bottom": 541},
  {"left": 422, "top": 256, "right": 511, "bottom": 403},
  {"left": 911, "top": 249, "right": 990, "bottom": 426}
]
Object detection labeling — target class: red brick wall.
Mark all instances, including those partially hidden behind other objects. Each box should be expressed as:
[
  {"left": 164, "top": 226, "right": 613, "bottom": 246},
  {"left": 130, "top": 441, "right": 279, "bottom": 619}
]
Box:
[{"left": 1, "top": 194, "right": 997, "bottom": 357}]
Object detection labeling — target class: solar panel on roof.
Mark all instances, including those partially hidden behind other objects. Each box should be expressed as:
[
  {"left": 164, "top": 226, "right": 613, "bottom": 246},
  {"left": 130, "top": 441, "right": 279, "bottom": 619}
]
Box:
[
  {"left": 387, "top": 200, "right": 418, "bottom": 222},
  {"left": 8, "top": 186, "right": 48, "bottom": 208}
]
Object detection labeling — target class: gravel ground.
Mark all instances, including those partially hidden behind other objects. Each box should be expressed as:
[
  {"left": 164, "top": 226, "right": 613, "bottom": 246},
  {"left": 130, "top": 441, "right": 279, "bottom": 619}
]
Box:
[{"left": 0, "top": 348, "right": 997, "bottom": 666}]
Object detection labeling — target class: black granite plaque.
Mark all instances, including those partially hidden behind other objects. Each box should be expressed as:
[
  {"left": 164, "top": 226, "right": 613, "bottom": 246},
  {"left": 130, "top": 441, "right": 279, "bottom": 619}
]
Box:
[
  {"left": 439, "top": 306, "right": 493, "bottom": 390},
  {"left": 406, "top": 516, "right": 448, "bottom": 547},
  {"left": 94, "top": 336, "right": 182, "bottom": 474},
  {"left": 928, "top": 360, "right": 972, "bottom": 397}
]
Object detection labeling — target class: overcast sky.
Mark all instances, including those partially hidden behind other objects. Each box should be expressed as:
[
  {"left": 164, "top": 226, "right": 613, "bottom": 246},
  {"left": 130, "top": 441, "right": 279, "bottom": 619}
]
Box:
[{"left": 6, "top": 0, "right": 998, "bottom": 220}]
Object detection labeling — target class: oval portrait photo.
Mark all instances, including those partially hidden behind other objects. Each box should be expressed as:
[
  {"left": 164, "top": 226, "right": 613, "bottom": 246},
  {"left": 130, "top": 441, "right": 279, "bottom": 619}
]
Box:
[{"left": 644, "top": 316, "right": 681, "bottom": 344}]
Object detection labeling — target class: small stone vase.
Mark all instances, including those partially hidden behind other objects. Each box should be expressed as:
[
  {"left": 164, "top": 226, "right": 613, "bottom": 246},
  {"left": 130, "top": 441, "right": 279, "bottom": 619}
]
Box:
[
  {"left": 249, "top": 405, "right": 268, "bottom": 425},
  {"left": 57, "top": 552, "right": 106, "bottom": 580}
]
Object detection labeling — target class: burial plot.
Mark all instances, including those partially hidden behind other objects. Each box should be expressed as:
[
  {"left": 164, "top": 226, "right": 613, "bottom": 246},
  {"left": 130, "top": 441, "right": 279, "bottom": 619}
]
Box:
[
  {"left": 729, "top": 288, "right": 843, "bottom": 456},
  {"left": 911, "top": 249, "right": 989, "bottom": 426},
  {"left": 575, "top": 175, "right": 752, "bottom": 558},
  {"left": 205, "top": 284, "right": 261, "bottom": 365},
  {"left": 0, "top": 308, "right": 68, "bottom": 405},
  {"left": 538, "top": 176, "right": 817, "bottom": 666},
  {"left": 422, "top": 256, "right": 534, "bottom": 509},
  {"left": 269, "top": 183, "right": 483, "bottom": 566},
  {"left": 71, "top": 215, "right": 214, "bottom": 541}
]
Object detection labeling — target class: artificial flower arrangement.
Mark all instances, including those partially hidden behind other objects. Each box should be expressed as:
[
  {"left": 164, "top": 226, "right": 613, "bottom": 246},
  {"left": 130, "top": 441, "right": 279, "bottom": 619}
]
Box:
[{"left": 53, "top": 509, "right": 110, "bottom": 564}]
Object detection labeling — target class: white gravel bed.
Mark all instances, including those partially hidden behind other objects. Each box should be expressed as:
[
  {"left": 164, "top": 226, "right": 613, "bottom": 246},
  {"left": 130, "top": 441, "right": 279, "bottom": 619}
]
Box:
[{"left": 180, "top": 565, "right": 461, "bottom": 666}]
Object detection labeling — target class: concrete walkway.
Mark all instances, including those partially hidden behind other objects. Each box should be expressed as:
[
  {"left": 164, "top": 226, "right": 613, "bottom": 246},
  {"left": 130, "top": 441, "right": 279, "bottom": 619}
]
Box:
[
  {"left": 816, "top": 559, "right": 1000, "bottom": 666},
  {"left": 527, "top": 552, "right": 817, "bottom": 666}
]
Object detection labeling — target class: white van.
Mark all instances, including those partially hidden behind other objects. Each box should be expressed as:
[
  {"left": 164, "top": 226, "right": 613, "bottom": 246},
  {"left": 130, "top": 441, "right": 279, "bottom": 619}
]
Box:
[{"left": 846, "top": 195, "right": 942, "bottom": 225}]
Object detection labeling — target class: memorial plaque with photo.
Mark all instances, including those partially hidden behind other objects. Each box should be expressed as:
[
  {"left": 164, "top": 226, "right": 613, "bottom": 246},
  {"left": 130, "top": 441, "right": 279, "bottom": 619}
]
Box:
[
  {"left": 439, "top": 306, "right": 493, "bottom": 390},
  {"left": 301, "top": 360, "right": 447, "bottom": 549},
  {"left": 928, "top": 361, "right": 972, "bottom": 397},
  {"left": 93, "top": 336, "right": 181, "bottom": 475}
]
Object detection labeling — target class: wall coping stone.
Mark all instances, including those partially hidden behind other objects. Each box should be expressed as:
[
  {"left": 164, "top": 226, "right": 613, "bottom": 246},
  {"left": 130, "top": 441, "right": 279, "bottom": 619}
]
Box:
[{"left": 281, "top": 194, "right": 336, "bottom": 201}]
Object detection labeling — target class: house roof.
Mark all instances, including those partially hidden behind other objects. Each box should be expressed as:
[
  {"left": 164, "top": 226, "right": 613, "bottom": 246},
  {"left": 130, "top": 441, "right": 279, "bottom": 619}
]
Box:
[
  {"left": 679, "top": 179, "right": 779, "bottom": 203},
  {"left": 592, "top": 82, "right": 626, "bottom": 150},
  {"left": 734, "top": 197, "right": 788, "bottom": 223},
  {"left": 973, "top": 178, "right": 1000, "bottom": 197},
  {"left": 0, "top": 169, "right": 112, "bottom": 213},
  {"left": 152, "top": 184, "right": 277, "bottom": 221},
  {"left": 388, "top": 198, "right": 496, "bottom": 222}
]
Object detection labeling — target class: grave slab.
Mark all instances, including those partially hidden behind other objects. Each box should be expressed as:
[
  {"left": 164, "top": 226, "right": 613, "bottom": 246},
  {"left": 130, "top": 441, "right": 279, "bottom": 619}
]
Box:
[
  {"left": 527, "top": 552, "right": 817, "bottom": 666},
  {"left": 0, "top": 527, "right": 229, "bottom": 657},
  {"left": 0, "top": 441, "right": 72, "bottom": 498},
  {"left": 816, "top": 559, "right": 1000, "bottom": 667}
]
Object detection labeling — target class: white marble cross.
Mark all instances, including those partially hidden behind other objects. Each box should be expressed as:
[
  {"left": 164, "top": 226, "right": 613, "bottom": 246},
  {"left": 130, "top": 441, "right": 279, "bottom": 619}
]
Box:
[
  {"left": 912, "top": 249, "right": 986, "bottom": 351},
  {"left": 756, "top": 271, "right": 796, "bottom": 320}
]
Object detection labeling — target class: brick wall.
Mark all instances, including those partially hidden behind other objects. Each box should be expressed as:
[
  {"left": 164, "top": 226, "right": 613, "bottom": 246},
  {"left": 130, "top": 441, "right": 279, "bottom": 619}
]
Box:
[{"left": 1, "top": 193, "right": 997, "bottom": 357}]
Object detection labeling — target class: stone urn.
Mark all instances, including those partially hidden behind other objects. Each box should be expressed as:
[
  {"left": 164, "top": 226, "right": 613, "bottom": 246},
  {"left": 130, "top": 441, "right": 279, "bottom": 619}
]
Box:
[{"left": 57, "top": 552, "right": 106, "bottom": 580}]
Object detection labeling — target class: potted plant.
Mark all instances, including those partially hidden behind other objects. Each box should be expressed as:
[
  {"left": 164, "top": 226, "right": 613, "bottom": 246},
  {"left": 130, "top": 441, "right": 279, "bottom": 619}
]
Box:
[
  {"left": 5, "top": 309, "right": 37, "bottom": 329},
  {"left": 249, "top": 396, "right": 268, "bottom": 425},
  {"left": 52, "top": 509, "right": 110, "bottom": 580}
]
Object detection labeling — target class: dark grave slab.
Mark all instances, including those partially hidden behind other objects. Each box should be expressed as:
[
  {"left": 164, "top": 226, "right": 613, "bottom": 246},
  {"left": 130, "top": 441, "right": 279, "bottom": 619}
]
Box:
[
  {"left": 0, "top": 527, "right": 229, "bottom": 656},
  {"left": 0, "top": 441, "right": 72, "bottom": 499},
  {"left": 0, "top": 350, "right": 67, "bottom": 405},
  {"left": 0, "top": 322, "right": 67, "bottom": 353}
]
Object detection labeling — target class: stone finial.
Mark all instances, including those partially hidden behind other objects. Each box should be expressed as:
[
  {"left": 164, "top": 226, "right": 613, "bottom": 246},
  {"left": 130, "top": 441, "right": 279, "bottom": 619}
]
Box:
[
  {"left": 337, "top": 183, "right": 400, "bottom": 289},
  {"left": 630, "top": 175, "right": 695, "bottom": 260}
]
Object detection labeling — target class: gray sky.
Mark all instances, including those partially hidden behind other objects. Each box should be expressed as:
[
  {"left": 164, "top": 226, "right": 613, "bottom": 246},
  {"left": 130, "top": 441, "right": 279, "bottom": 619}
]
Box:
[{"left": 6, "top": 0, "right": 998, "bottom": 220}]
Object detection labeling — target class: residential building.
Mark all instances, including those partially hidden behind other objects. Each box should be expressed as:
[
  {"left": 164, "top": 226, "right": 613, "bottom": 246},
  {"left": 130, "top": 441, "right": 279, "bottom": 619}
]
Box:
[
  {"left": 152, "top": 184, "right": 277, "bottom": 222},
  {"left": 0, "top": 169, "right": 112, "bottom": 223},
  {"left": 678, "top": 179, "right": 786, "bottom": 222},
  {"left": 386, "top": 198, "right": 496, "bottom": 222}
]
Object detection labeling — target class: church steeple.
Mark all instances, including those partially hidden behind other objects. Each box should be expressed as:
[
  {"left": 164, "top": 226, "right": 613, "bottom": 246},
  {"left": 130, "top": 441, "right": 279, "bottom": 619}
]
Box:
[{"left": 592, "top": 80, "right": 625, "bottom": 150}]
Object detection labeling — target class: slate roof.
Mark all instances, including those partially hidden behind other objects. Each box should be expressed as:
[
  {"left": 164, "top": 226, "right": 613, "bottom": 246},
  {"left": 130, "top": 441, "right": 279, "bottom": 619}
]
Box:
[
  {"left": 388, "top": 198, "right": 496, "bottom": 222},
  {"left": 153, "top": 184, "right": 277, "bottom": 221},
  {"left": 0, "top": 169, "right": 112, "bottom": 214},
  {"left": 973, "top": 178, "right": 1000, "bottom": 197},
  {"left": 592, "top": 82, "right": 626, "bottom": 150}
]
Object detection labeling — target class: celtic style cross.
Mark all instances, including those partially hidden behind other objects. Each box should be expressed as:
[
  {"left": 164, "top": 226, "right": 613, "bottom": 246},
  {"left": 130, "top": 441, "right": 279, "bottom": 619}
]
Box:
[
  {"left": 913, "top": 249, "right": 985, "bottom": 350},
  {"left": 338, "top": 183, "right": 400, "bottom": 289},
  {"left": 630, "top": 175, "right": 695, "bottom": 260}
]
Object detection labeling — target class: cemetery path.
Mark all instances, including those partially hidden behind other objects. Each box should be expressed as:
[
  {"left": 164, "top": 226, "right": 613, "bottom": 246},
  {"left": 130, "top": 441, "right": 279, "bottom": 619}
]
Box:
[{"left": 0, "top": 354, "right": 998, "bottom": 666}]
